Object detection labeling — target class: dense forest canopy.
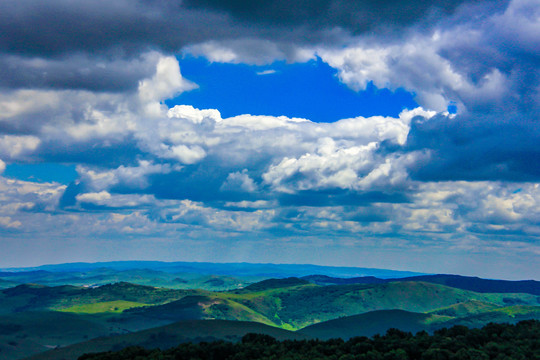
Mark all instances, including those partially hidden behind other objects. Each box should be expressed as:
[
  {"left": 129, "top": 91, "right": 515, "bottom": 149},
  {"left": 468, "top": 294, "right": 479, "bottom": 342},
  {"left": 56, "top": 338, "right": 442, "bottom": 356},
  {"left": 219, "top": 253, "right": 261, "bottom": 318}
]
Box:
[{"left": 79, "top": 320, "right": 539, "bottom": 360}]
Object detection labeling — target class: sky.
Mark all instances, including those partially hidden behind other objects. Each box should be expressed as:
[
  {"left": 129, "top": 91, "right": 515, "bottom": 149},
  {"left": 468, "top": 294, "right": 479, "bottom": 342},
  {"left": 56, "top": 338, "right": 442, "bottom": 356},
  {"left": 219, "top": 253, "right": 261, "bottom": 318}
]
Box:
[{"left": 0, "top": 0, "right": 539, "bottom": 280}]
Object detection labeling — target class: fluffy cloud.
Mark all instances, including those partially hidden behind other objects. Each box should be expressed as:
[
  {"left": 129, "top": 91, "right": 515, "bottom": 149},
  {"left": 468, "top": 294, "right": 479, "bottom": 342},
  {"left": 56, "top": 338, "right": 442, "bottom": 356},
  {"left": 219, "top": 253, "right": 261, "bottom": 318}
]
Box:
[
  {"left": 0, "top": 135, "right": 40, "bottom": 159},
  {"left": 316, "top": 1, "right": 536, "bottom": 114},
  {"left": 1, "top": 56, "right": 537, "bottom": 234},
  {"left": 0, "top": 0, "right": 538, "bottom": 277},
  {"left": 313, "top": 0, "right": 540, "bottom": 183}
]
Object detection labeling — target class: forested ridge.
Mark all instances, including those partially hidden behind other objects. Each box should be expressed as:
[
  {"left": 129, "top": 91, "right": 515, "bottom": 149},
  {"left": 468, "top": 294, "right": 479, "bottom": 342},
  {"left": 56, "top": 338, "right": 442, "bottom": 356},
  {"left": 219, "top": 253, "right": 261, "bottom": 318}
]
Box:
[{"left": 79, "top": 320, "right": 539, "bottom": 360}]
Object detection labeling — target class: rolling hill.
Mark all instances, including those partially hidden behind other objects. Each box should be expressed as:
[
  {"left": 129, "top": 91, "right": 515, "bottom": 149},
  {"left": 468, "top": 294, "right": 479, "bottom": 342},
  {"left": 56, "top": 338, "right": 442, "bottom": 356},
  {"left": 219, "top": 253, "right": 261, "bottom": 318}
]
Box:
[
  {"left": 0, "top": 311, "right": 126, "bottom": 360},
  {"left": 395, "top": 274, "right": 540, "bottom": 295},
  {"left": 0, "top": 282, "right": 194, "bottom": 314},
  {"left": 302, "top": 274, "right": 540, "bottom": 295},
  {"left": 0, "top": 268, "right": 537, "bottom": 360},
  {"left": 2, "top": 279, "right": 538, "bottom": 331},
  {"left": 298, "top": 309, "right": 434, "bottom": 339},
  {"left": 0, "top": 268, "right": 258, "bottom": 291},
  {"left": 299, "top": 305, "right": 540, "bottom": 340},
  {"left": 25, "top": 320, "right": 307, "bottom": 360},
  {"left": 228, "top": 280, "right": 539, "bottom": 329}
]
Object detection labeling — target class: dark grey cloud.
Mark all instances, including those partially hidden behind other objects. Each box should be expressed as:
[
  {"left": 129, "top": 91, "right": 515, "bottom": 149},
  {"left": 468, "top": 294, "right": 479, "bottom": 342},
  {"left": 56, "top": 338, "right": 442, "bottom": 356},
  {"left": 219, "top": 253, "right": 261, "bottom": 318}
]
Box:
[
  {"left": 184, "top": 0, "right": 498, "bottom": 32},
  {"left": 0, "top": 0, "right": 230, "bottom": 91},
  {"left": 1, "top": 0, "right": 494, "bottom": 56},
  {"left": 0, "top": 0, "right": 213, "bottom": 56},
  {"left": 37, "top": 137, "right": 143, "bottom": 168},
  {"left": 0, "top": 54, "right": 157, "bottom": 92},
  {"left": 406, "top": 112, "right": 540, "bottom": 182},
  {"left": 0, "top": 0, "right": 500, "bottom": 91}
]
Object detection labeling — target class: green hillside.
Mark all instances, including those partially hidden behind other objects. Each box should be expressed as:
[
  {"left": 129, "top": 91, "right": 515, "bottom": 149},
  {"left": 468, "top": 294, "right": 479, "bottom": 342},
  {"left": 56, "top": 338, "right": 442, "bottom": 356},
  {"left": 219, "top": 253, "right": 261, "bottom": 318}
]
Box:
[
  {"left": 3, "top": 280, "right": 537, "bottom": 331},
  {"left": 429, "top": 299, "right": 501, "bottom": 317},
  {"left": 0, "top": 282, "right": 194, "bottom": 314},
  {"left": 302, "top": 274, "right": 540, "bottom": 296},
  {"left": 241, "top": 277, "right": 310, "bottom": 292},
  {"left": 226, "top": 281, "right": 539, "bottom": 329},
  {"left": 59, "top": 300, "right": 149, "bottom": 314},
  {"left": 299, "top": 305, "right": 540, "bottom": 340},
  {"left": 0, "top": 311, "right": 125, "bottom": 360},
  {"left": 444, "top": 305, "right": 540, "bottom": 328},
  {"left": 0, "top": 277, "right": 538, "bottom": 360},
  {"left": 0, "top": 279, "right": 18, "bottom": 289},
  {"left": 26, "top": 320, "right": 307, "bottom": 360},
  {"left": 298, "top": 309, "right": 434, "bottom": 339}
]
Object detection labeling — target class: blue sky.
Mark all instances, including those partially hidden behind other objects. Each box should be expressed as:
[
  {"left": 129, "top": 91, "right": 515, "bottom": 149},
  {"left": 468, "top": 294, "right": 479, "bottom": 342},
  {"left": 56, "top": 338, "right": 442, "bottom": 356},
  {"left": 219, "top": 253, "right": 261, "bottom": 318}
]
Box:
[
  {"left": 0, "top": 0, "right": 538, "bottom": 280},
  {"left": 168, "top": 56, "right": 418, "bottom": 122}
]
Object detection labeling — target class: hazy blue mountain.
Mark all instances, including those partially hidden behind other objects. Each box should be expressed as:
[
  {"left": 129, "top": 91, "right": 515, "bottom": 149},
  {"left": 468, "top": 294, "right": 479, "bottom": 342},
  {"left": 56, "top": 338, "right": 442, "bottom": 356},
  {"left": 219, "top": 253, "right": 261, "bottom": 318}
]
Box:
[{"left": 1, "top": 261, "right": 425, "bottom": 279}]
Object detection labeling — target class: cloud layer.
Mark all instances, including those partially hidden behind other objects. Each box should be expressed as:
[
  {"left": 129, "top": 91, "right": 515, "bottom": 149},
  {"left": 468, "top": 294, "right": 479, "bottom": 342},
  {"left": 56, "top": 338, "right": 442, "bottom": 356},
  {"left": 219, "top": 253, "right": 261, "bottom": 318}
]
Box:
[{"left": 0, "top": 0, "right": 538, "bottom": 278}]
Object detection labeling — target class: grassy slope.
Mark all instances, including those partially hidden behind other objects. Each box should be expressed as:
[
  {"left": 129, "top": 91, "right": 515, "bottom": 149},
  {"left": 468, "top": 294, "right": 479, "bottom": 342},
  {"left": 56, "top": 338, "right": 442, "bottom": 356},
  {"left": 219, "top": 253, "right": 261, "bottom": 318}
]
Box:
[
  {"left": 225, "top": 281, "right": 539, "bottom": 329},
  {"left": 428, "top": 300, "right": 502, "bottom": 317},
  {"left": 26, "top": 320, "right": 308, "bottom": 360},
  {"left": 0, "top": 282, "right": 195, "bottom": 314},
  {"left": 59, "top": 300, "right": 149, "bottom": 314}
]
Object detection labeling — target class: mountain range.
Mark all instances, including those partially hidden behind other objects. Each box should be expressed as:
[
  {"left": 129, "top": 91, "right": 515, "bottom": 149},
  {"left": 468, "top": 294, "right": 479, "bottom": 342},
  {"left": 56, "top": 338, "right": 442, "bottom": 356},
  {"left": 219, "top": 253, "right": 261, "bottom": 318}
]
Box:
[{"left": 0, "top": 262, "right": 537, "bottom": 360}]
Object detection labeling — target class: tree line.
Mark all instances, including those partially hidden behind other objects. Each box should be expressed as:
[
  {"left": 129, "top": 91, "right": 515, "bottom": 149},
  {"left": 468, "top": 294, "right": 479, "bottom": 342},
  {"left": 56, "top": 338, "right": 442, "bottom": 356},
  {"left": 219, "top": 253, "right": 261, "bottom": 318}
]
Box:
[{"left": 79, "top": 320, "right": 539, "bottom": 360}]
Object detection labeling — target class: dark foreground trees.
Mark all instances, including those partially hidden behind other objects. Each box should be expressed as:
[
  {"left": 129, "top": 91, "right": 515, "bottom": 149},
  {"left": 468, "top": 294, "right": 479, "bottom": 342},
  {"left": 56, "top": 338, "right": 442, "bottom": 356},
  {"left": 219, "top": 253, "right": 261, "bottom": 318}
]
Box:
[{"left": 79, "top": 320, "right": 539, "bottom": 360}]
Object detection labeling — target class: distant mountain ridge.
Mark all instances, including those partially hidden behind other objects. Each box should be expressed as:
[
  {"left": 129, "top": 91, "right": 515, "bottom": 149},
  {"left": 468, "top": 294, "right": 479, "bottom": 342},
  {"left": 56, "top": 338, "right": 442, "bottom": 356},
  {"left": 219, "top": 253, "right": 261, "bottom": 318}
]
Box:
[
  {"left": 302, "top": 274, "right": 540, "bottom": 296},
  {"left": 1, "top": 260, "right": 426, "bottom": 279}
]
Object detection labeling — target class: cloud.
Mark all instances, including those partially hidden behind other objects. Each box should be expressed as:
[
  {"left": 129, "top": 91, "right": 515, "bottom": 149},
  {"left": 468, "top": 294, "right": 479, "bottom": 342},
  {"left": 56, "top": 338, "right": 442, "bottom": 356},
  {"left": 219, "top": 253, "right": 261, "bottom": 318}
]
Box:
[
  {"left": 257, "top": 70, "right": 277, "bottom": 76},
  {"left": 0, "top": 0, "right": 539, "bottom": 278},
  {"left": 76, "top": 191, "right": 157, "bottom": 209},
  {"left": 0, "top": 0, "right": 504, "bottom": 94},
  {"left": 314, "top": 0, "right": 540, "bottom": 182},
  {"left": 221, "top": 170, "right": 258, "bottom": 193},
  {"left": 183, "top": 0, "right": 494, "bottom": 34},
  {"left": 0, "top": 52, "right": 161, "bottom": 92},
  {"left": 0, "top": 216, "right": 21, "bottom": 229},
  {"left": 186, "top": 39, "right": 315, "bottom": 65},
  {"left": 138, "top": 57, "right": 198, "bottom": 107},
  {"left": 0, "top": 135, "right": 41, "bottom": 160},
  {"left": 0, "top": 56, "right": 433, "bottom": 210}
]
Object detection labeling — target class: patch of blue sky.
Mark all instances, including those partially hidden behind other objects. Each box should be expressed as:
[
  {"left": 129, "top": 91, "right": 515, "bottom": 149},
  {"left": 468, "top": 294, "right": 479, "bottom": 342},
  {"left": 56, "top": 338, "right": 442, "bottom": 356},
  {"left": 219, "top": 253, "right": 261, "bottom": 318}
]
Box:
[
  {"left": 166, "top": 56, "right": 418, "bottom": 123},
  {"left": 447, "top": 101, "right": 458, "bottom": 114},
  {"left": 4, "top": 163, "right": 78, "bottom": 184}
]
